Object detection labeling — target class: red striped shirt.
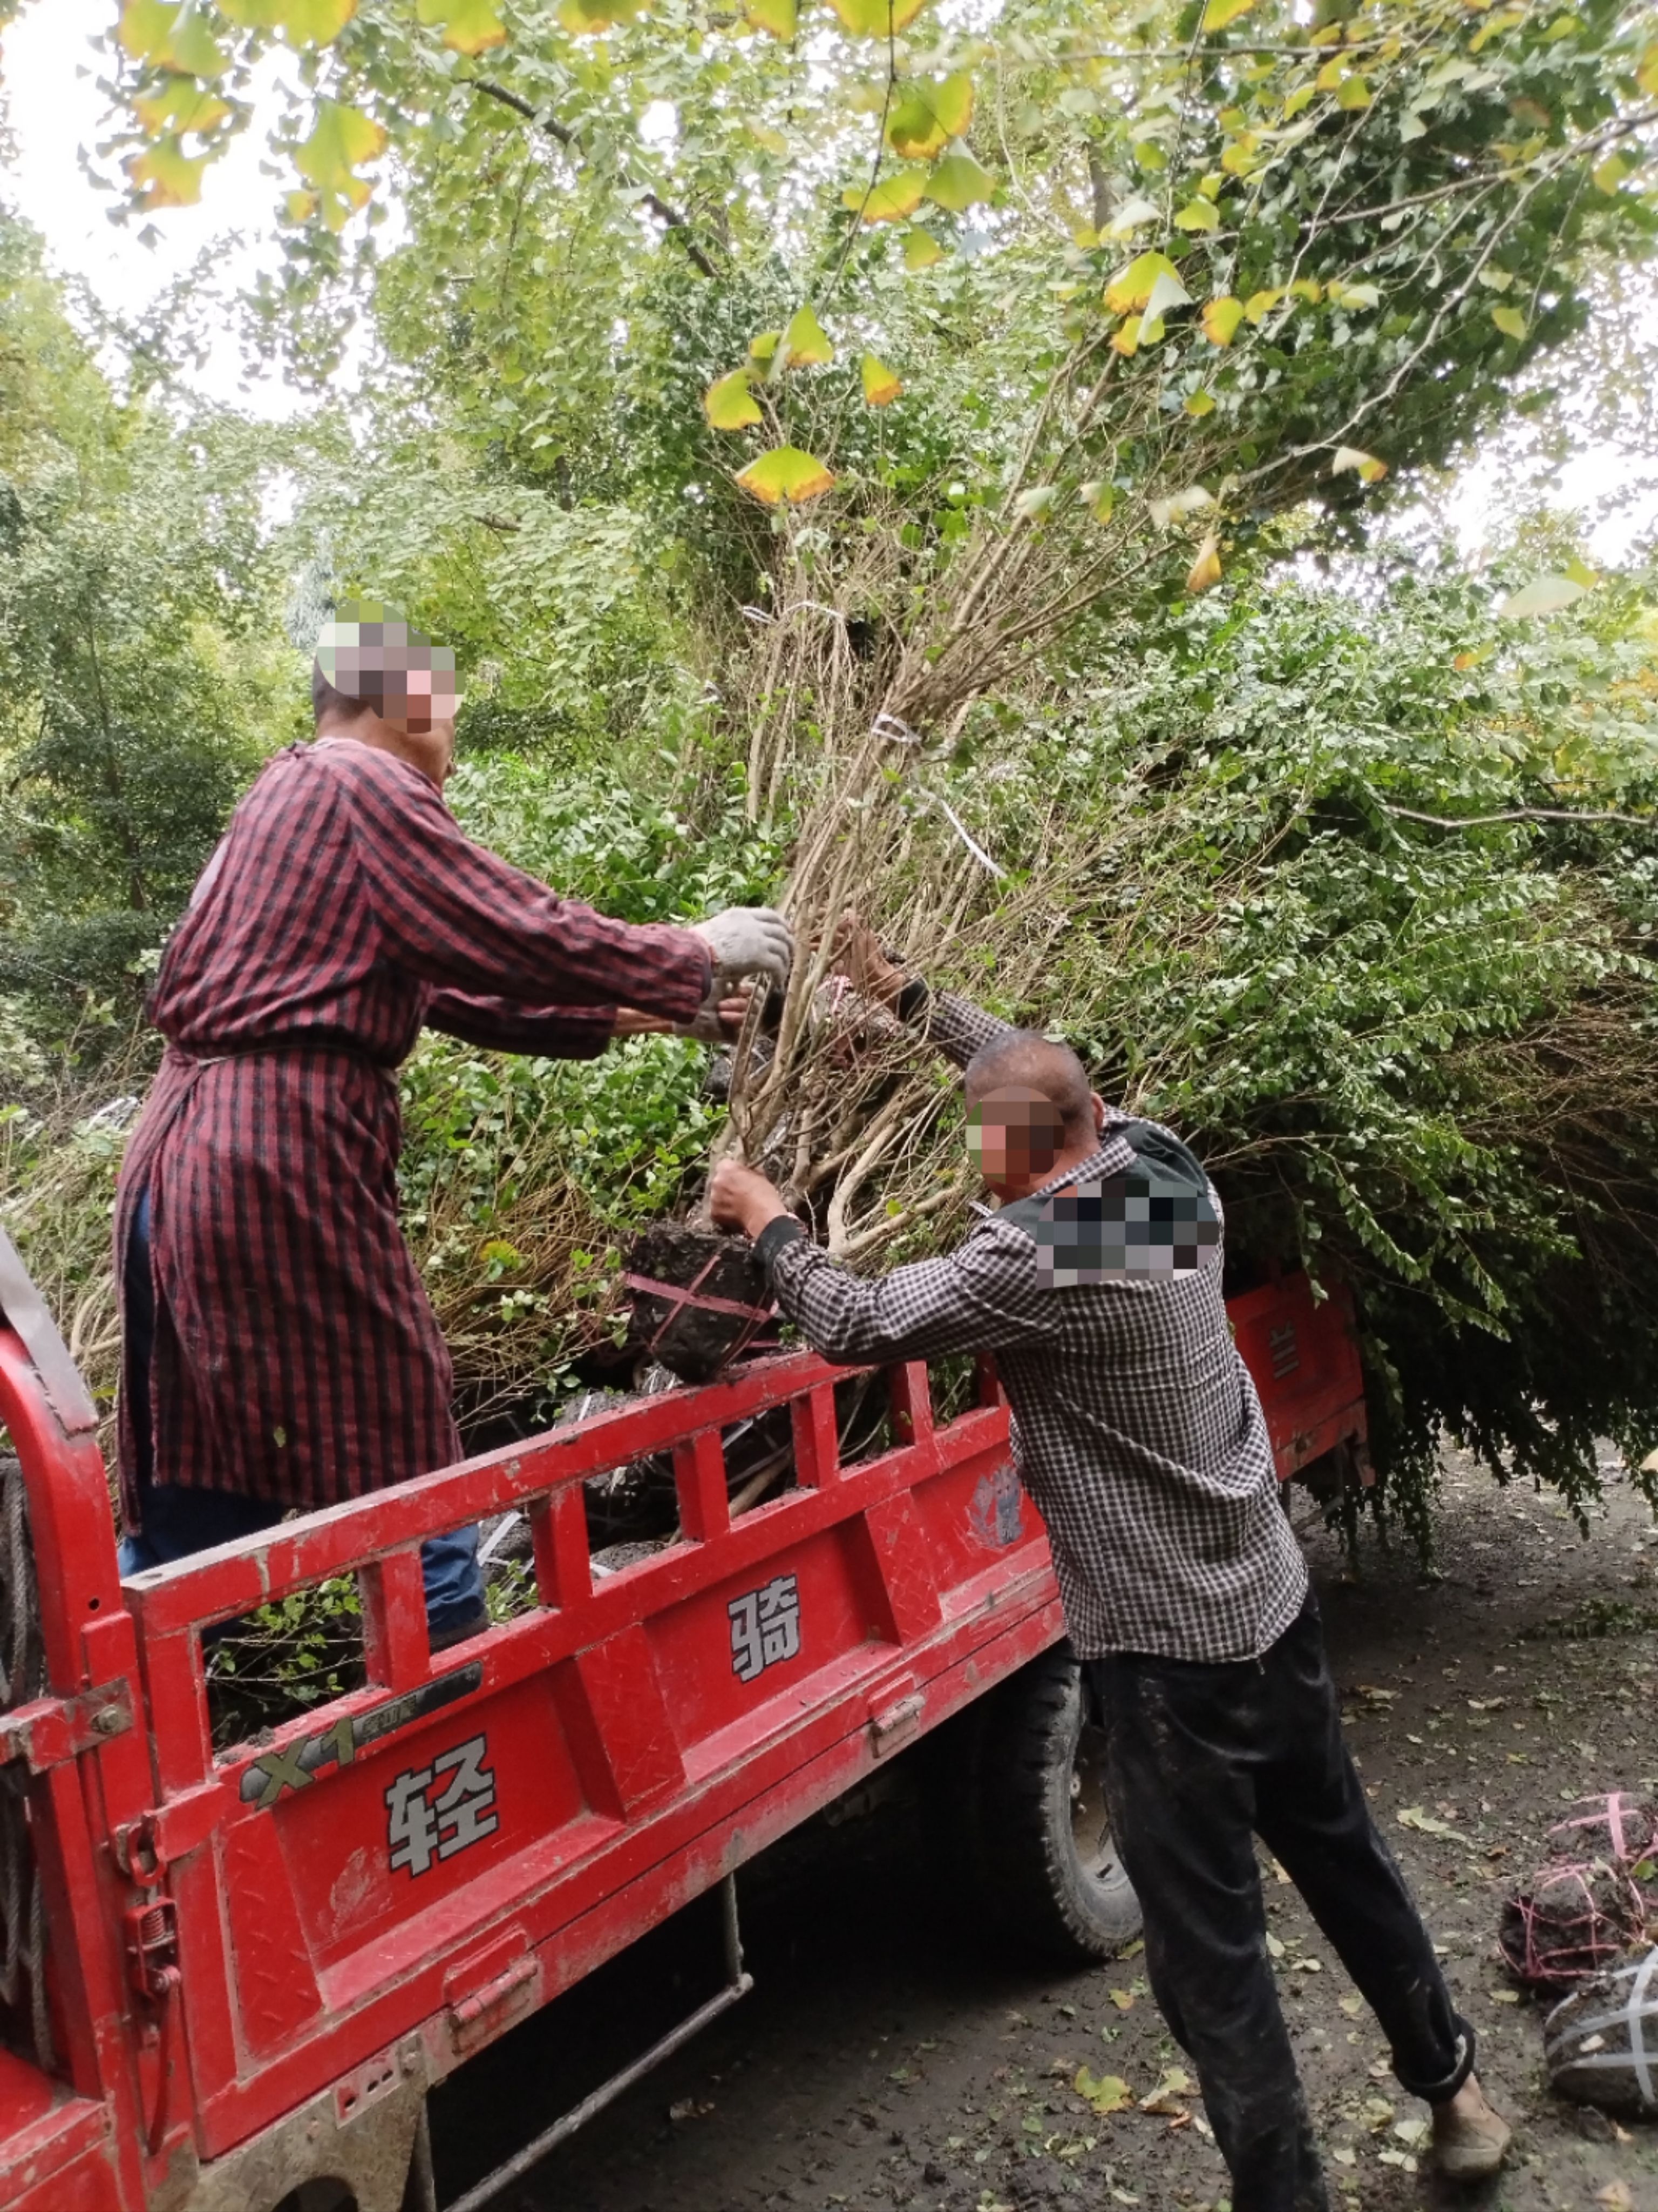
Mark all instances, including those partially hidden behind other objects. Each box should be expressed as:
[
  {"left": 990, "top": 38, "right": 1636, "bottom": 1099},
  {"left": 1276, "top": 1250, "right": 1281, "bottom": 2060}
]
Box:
[{"left": 115, "top": 739, "right": 710, "bottom": 1522}]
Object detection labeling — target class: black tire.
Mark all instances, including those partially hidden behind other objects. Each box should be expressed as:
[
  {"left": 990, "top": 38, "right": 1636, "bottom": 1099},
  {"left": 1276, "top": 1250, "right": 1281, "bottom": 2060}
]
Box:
[{"left": 966, "top": 1644, "right": 1143, "bottom": 1964}]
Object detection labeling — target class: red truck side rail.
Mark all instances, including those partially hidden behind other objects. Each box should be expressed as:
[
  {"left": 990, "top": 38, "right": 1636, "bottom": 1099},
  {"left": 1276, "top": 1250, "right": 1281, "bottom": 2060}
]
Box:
[{"left": 0, "top": 1262, "right": 1365, "bottom": 2212}]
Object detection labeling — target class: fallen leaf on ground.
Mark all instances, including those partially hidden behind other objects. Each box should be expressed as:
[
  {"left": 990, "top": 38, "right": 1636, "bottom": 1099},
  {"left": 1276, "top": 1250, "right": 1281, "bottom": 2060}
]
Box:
[
  {"left": 1266, "top": 1932, "right": 1287, "bottom": 1959},
  {"left": 1074, "top": 2066, "right": 1133, "bottom": 2115},
  {"left": 1490, "top": 1989, "right": 1520, "bottom": 2005},
  {"left": 1393, "top": 2117, "right": 1430, "bottom": 2148},
  {"left": 1110, "top": 1988, "right": 1136, "bottom": 2010},
  {"left": 1339, "top": 1995, "right": 1364, "bottom": 2017},
  {"left": 1378, "top": 2148, "right": 1417, "bottom": 2171},
  {"left": 1331, "top": 2146, "right": 1357, "bottom": 2166},
  {"left": 1596, "top": 2186, "right": 1634, "bottom": 2212},
  {"left": 1398, "top": 1806, "right": 1478, "bottom": 1849},
  {"left": 1139, "top": 2067, "right": 1193, "bottom": 2116}
]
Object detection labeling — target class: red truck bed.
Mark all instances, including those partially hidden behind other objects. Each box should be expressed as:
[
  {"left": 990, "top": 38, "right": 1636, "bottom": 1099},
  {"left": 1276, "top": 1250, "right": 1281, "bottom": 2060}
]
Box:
[{"left": 0, "top": 1251, "right": 1364, "bottom": 2212}]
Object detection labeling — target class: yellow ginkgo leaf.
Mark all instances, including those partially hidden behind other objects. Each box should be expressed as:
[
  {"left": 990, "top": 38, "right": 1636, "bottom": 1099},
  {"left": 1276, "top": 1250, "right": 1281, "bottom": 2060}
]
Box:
[
  {"left": 845, "top": 170, "right": 927, "bottom": 225},
  {"left": 416, "top": 0, "right": 508, "bottom": 53},
  {"left": 268, "top": 0, "right": 357, "bottom": 39},
  {"left": 861, "top": 352, "right": 903, "bottom": 405},
  {"left": 1336, "top": 75, "right": 1371, "bottom": 108},
  {"left": 284, "top": 187, "right": 320, "bottom": 222},
  {"left": 735, "top": 446, "right": 836, "bottom": 505},
  {"left": 1243, "top": 287, "right": 1284, "bottom": 324},
  {"left": 748, "top": 329, "right": 783, "bottom": 362},
  {"left": 1173, "top": 198, "right": 1220, "bottom": 234},
  {"left": 826, "top": 0, "right": 927, "bottom": 35},
  {"left": 1186, "top": 533, "right": 1223, "bottom": 592},
  {"left": 1331, "top": 446, "right": 1388, "bottom": 482},
  {"left": 745, "top": 0, "right": 796, "bottom": 35},
  {"left": 705, "top": 369, "right": 763, "bottom": 430},
  {"left": 128, "top": 135, "right": 213, "bottom": 208},
  {"left": 924, "top": 150, "right": 996, "bottom": 213},
  {"left": 1105, "top": 250, "right": 1179, "bottom": 317},
  {"left": 558, "top": 0, "right": 646, "bottom": 30},
  {"left": 119, "top": 0, "right": 182, "bottom": 57},
  {"left": 1201, "top": 296, "right": 1245, "bottom": 345},
  {"left": 1185, "top": 389, "right": 1216, "bottom": 417},
  {"left": 1640, "top": 43, "right": 1658, "bottom": 94},
  {"left": 1110, "top": 315, "right": 1142, "bottom": 357},
  {"left": 1201, "top": 0, "right": 1258, "bottom": 27},
  {"left": 1079, "top": 479, "right": 1116, "bottom": 523},
  {"left": 133, "top": 80, "right": 234, "bottom": 137},
  {"left": 1315, "top": 56, "right": 1347, "bottom": 90},
  {"left": 296, "top": 99, "right": 387, "bottom": 193},
  {"left": 902, "top": 227, "right": 945, "bottom": 269},
  {"left": 783, "top": 304, "right": 834, "bottom": 366},
  {"left": 151, "top": 0, "right": 230, "bottom": 74},
  {"left": 1491, "top": 303, "right": 1528, "bottom": 341},
  {"left": 1143, "top": 268, "right": 1193, "bottom": 324},
  {"left": 886, "top": 74, "right": 974, "bottom": 161}
]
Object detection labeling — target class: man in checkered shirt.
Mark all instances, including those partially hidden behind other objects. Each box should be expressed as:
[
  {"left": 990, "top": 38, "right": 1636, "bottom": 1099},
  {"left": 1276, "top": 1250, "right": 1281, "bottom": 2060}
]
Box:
[{"left": 710, "top": 920, "right": 1510, "bottom": 2210}]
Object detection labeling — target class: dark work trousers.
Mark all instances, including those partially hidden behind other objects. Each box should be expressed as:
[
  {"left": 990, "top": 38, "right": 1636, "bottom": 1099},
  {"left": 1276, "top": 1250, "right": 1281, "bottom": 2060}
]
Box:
[{"left": 1087, "top": 1597, "right": 1473, "bottom": 2212}]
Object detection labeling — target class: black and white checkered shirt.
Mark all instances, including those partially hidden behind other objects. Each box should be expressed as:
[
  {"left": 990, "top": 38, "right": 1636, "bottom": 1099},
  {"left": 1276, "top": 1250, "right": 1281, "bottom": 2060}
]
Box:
[{"left": 757, "top": 987, "right": 1308, "bottom": 1662}]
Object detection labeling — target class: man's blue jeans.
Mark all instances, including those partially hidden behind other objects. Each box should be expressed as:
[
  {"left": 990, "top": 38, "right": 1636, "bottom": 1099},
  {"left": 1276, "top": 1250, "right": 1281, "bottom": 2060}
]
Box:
[{"left": 119, "top": 1188, "right": 486, "bottom": 1641}]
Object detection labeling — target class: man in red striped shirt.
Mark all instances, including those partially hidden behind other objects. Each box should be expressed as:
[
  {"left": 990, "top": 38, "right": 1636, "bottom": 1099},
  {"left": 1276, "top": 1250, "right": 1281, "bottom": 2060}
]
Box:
[{"left": 116, "top": 605, "right": 790, "bottom": 1648}]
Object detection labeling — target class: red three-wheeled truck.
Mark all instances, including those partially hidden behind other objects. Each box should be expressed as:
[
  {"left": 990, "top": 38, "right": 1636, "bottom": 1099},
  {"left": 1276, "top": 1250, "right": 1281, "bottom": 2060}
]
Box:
[{"left": 0, "top": 1224, "right": 1367, "bottom": 2212}]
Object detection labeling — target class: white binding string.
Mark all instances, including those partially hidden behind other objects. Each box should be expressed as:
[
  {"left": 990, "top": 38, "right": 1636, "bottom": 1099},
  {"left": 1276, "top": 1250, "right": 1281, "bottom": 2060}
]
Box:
[
  {"left": 871, "top": 711, "right": 924, "bottom": 747},
  {"left": 926, "top": 792, "right": 1008, "bottom": 880}
]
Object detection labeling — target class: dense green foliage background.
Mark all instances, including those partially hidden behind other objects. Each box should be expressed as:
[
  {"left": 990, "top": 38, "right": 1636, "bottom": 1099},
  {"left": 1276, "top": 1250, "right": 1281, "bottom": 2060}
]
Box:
[{"left": 7, "top": 0, "right": 1658, "bottom": 1546}]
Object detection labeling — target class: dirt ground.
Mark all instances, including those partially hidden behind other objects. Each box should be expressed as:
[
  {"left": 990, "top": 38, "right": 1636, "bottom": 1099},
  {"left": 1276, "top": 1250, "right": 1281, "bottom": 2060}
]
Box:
[{"left": 467, "top": 1454, "right": 1658, "bottom": 2212}]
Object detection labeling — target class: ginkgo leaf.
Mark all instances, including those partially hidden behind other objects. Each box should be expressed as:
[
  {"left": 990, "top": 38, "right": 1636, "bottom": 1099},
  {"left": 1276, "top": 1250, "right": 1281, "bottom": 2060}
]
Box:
[
  {"left": 416, "top": 0, "right": 507, "bottom": 53},
  {"left": 1079, "top": 479, "right": 1116, "bottom": 523},
  {"left": 1331, "top": 446, "right": 1388, "bottom": 482},
  {"left": 861, "top": 352, "right": 903, "bottom": 405},
  {"left": 1201, "top": 296, "right": 1245, "bottom": 345},
  {"left": 1327, "top": 280, "right": 1380, "bottom": 309},
  {"left": 559, "top": 0, "right": 646, "bottom": 30},
  {"left": 925, "top": 151, "right": 996, "bottom": 213},
  {"left": 1315, "top": 56, "right": 1347, "bottom": 90},
  {"left": 1074, "top": 2068, "right": 1133, "bottom": 2116},
  {"left": 1186, "top": 533, "right": 1222, "bottom": 592},
  {"left": 1104, "top": 194, "right": 1161, "bottom": 237},
  {"left": 783, "top": 304, "right": 834, "bottom": 365},
  {"left": 152, "top": 0, "right": 230, "bottom": 73},
  {"left": 134, "top": 80, "right": 234, "bottom": 137},
  {"left": 1150, "top": 485, "right": 1213, "bottom": 525},
  {"left": 284, "top": 187, "right": 320, "bottom": 221},
  {"left": 1173, "top": 199, "right": 1219, "bottom": 233},
  {"left": 826, "top": 0, "right": 927, "bottom": 35},
  {"left": 1185, "top": 389, "right": 1216, "bottom": 417},
  {"left": 736, "top": 446, "right": 835, "bottom": 504},
  {"left": 1244, "top": 287, "right": 1285, "bottom": 323},
  {"left": 1143, "top": 268, "right": 1193, "bottom": 324},
  {"left": 846, "top": 170, "right": 927, "bottom": 225},
  {"left": 128, "top": 135, "right": 213, "bottom": 208},
  {"left": 1336, "top": 75, "right": 1371, "bottom": 108},
  {"left": 1014, "top": 485, "right": 1058, "bottom": 520},
  {"left": 1105, "top": 250, "right": 1179, "bottom": 316},
  {"left": 1201, "top": 0, "right": 1257, "bottom": 27},
  {"left": 705, "top": 369, "right": 762, "bottom": 429},
  {"left": 1640, "top": 43, "right": 1658, "bottom": 96},
  {"left": 1110, "top": 315, "right": 1142, "bottom": 357},
  {"left": 902, "top": 227, "right": 945, "bottom": 269},
  {"left": 1491, "top": 303, "right": 1528, "bottom": 341},
  {"left": 296, "top": 99, "right": 387, "bottom": 193},
  {"left": 1498, "top": 574, "right": 1587, "bottom": 619},
  {"left": 1565, "top": 554, "right": 1599, "bottom": 588},
  {"left": 119, "top": 0, "right": 180, "bottom": 58},
  {"left": 264, "top": 0, "right": 357, "bottom": 38},
  {"left": 887, "top": 74, "right": 973, "bottom": 161},
  {"left": 745, "top": 0, "right": 796, "bottom": 36},
  {"left": 748, "top": 329, "right": 783, "bottom": 362}
]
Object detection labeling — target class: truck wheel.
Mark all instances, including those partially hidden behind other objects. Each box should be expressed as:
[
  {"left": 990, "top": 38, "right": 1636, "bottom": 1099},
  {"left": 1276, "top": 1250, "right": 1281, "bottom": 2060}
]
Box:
[{"left": 970, "top": 1645, "right": 1142, "bottom": 1964}]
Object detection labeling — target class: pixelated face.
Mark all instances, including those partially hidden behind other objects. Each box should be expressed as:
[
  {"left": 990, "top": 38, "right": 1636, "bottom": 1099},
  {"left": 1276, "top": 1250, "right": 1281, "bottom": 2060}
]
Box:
[
  {"left": 966, "top": 1086, "right": 1065, "bottom": 1196},
  {"left": 315, "top": 605, "right": 461, "bottom": 749}
]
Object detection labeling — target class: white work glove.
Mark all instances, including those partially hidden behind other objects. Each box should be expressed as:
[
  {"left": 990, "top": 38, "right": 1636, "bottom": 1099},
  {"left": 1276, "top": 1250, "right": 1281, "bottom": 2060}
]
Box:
[{"left": 691, "top": 906, "right": 794, "bottom": 992}]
